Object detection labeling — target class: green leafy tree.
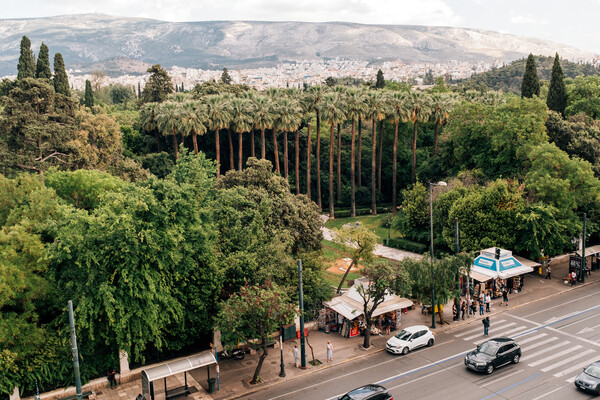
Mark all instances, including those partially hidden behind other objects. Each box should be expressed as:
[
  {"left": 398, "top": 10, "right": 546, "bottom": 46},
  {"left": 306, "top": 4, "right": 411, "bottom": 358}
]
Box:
[
  {"left": 17, "top": 36, "right": 35, "bottom": 80},
  {"left": 110, "top": 84, "right": 135, "bottom": 105},
  {"left": 375, "top": 69, "right": 385, "bottom": 89},
  {"left": 565, "top": 75, "right": 600, "bottom": 119},
  {"left": 35, "top": 42, "right": 52, "bottom": 79},
  {"left": 217, "top": 281, "right": 295, "bottom": 384},
  {"left": 84, "top": 80, "right": 94, "bottom": 109},
  {"left": 547, "top": 53, "right": 567, "bottom": 116},
  {"left": 332, "top": 223, "right": 378, "bottom": 293},
  {"left": 52, "top": 53, "right": 70, "bottom": 96},
  {"left": 141, "top": 64, "right": 174, "bottom": 103},
  {"left": 221, "top": 68, "right": 232, "bottom": 85},
  {"left": 521, "top": 54, "right": 540, "bottom": 98}
]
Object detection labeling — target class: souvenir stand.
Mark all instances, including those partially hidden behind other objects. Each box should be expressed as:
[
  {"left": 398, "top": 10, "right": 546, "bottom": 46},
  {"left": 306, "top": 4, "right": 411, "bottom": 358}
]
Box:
[{"left": 321, "top": 278, "right": 413, "bottom": 338}]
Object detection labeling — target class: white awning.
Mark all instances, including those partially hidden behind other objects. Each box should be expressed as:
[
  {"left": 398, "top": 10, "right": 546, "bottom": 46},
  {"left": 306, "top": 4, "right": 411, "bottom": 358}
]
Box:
[
  {"left": 576, "top": 245, "right": 600, "bottom": 257},
  {"left": 141, "top": 351, "right": 216, "bottom": 382},
  {"left": 372, "top": 298, "right": 413, "bottom": 317},
  {"left": 498, "top": 265, "right": 533, "bottom": 279},
  {"left": 323, "top": 297, "right": 362, "bottom": 321},
  {"left": 468, "top": 269, "right": 493, "bottom": 282},
  {"left": 513, "top": 255, "right": 541, "bottom": 269}
]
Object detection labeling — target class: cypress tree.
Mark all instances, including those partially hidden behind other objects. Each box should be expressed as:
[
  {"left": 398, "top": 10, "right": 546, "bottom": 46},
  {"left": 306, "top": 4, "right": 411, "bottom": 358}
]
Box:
[
  {"left": 221, "top": 68, "right": 232, "bottom": 84},
  {"left": 547, "top": 53, "right": 567, "bottom": 116},
  {"left": 138, "top": 82, "right": 141, "bottom": 98},
  {"left": 521, "top": 54, "right": 540, "bottom": 98},
  {"left": 84, "top": 80, "right": 94, "bottom": 108},
  {"left": 17, "top": 35, "right": 36, "bottom": 80},
  {"left": 35, "top": 42, "right": 52, "bottom": 79},
  {"left": 141, "top": 64, "right": 173, "bottom": 103},
  {"left": 53, "top": 53, "right": 70, "bottom": 96},
  {"left": 375, "top": 69, "right": 385, "bottom": 89}
]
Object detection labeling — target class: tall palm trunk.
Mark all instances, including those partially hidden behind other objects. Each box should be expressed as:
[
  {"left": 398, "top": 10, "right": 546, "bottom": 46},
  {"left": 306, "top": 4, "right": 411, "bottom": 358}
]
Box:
[
  {"left": 284, "top": 131, "right": 289, "bottom": 180},
  {"left": 392, "top": 121, "right": 399, "bottom": 213},
  {"left": 412, "top": 122, "right": 418, "bottom": 184},
  {"left": 351, "top": 119, "right": 356, "bottom": 217},
  {"left": 227, "top": 128, "right": 234, "bottom": 170},
  {"left": 434, "top": 122, "right": 439, "bottom": 156},
  {"left": 238, "top": 131, "right": 243, "bottom": 171},
  {"left": 192, "top": 131, "right": 198, "bottom": 155},
  {"left": 329, "top": 123, "right": 335, "bottom": 219},
  {"left": 306, "top": 122, "right": 311, "bottom": 200},
  {"left": 316, "top": 111, "right": 322, "bottom": 211},
  {"left": 295, "top": 130, "right": 300, "bottom": 195},
  {"left": 273, "top": 130, "right": 280, "bottom": 173},
  {"left": 336, "top": 123, "right": 341, "bottom": 203},
  {"left": 155, "top": 131, "right": 161, "bottom": 152},
  {"left": 371, "top": 119, "right": 377, "bottom": 215},
  {"left": 215, "top": 129, "right": 220, "bottom": 177},
  {"left": 261, "top": 128, "right": 266, "bottom": 159},
  {"left": 251, "top": 129, "right": 255, "bottom": 158},
  {"left": 357, "top": 117, "right": 362, "bottom": 187},
  {"left": 172, "top": 129, "right": 179, "bottom": 161},
  {"left": 377, "top": 120, "right": 384, "bottom": 192}
]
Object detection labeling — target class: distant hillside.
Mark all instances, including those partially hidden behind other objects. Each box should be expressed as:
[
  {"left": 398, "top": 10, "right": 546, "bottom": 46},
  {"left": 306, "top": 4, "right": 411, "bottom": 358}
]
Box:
[
  {"left": 458, "top": 56, "right": 600, "bottom": 93},
  {"left": 0, "top": 14, "right": 597, "bottom": 77}
]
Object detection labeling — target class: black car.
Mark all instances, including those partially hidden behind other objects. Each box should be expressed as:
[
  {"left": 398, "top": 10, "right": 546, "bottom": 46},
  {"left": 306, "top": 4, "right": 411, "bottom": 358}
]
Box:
[
  {"left": 575, "top": 360, "right": 600, "bottom": 394},
  {"left": 338, "top": 384, "right": 393, "bottom": 400},
  {"left": 464, "top": 337, "right": 521, "bottom": 374}
]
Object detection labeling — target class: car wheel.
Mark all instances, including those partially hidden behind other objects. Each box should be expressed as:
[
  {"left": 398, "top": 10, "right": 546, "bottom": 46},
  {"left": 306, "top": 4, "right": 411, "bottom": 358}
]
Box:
[
  {"left": 512, "top": 354, "right": 520, "bottom": 364},
  {"left": 486, "top": 364, "right": 494, "bottom": 374},
  {"left": 427, "top": 339, "right": 434, "bottom": 347},
  {"left": 402, "top": 347, "right": 410, "bottom": 355}
]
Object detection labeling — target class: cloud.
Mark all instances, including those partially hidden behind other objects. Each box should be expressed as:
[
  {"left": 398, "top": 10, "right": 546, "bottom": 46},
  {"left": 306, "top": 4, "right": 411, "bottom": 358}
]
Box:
[{"left": 510, "top": 13, "right": 549, "bottom": 25}]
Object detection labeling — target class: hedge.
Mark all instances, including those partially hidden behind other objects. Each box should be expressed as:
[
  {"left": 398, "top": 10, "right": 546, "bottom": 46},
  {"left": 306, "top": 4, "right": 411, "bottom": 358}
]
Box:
[{"left": 385, "top": 238, "right": 427, "bottom": 254}]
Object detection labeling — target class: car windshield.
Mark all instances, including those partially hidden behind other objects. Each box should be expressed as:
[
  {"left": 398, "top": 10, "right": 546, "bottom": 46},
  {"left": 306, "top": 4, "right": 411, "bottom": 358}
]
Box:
[
  {"left": 477, "top": 342, "right": 499, "bottom": 356},
  {"left": 394, "top": 330, "right": 412, "bottom": 340},
  {"left": 340, "top": 386, "right": 380, "bottom": 400},
  {"left": 584, "top": 364, "right": 600, "bottom": 379}
]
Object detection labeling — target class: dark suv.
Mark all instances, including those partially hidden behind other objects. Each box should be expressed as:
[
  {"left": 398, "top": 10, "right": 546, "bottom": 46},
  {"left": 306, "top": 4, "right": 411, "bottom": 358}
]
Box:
[
  {"left": 464, "top": 337, "right": 521, "bottom": 374},
  {"left": 338, "top": 384, "right": 393, "bottom": 400}
]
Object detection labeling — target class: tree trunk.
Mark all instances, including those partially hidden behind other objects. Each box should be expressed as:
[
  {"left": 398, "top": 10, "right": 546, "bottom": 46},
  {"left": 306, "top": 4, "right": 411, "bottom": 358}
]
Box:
[
  {"left": 238, "top": 131, "right": 243, "bottom": 171},
  {"left": 357, "top": 117, "right": 362, "bottom": 187},
  {"left": 228, "top": 128, "right": 234, "bottom": 171},
  {"left": 155, "top": 131, "right": 161, "bottom": 152},
  {"left": 192, "top": 131, "right": 198, "bottom": 155},
  {"left": 172, "top": 132, "right": 178, "bottom": 161},
  {"left": 261, "top": 128, "right": 266, "bottom": 159},
  {"left": 251, "top": 338, "right": 269, "bottom": 384},
  {"left": 316, "top": 112, "right": 322, "bottom": 211},
  {"left": 377, "top": 120, "right": 384, "bottom": 192},
  {"left": 251, "top": 129, "right": 255, "bottom": 158},
  {"left": 351, "top": 119, "right": 356, "bottom": 217},
  {"left": 438, "top": 304, "right": 446, "bottom": 325},
  {"left": 412, "top": 122, "right": 418, "bottom": 184},
  {"left": 392, "top": 121, "right": 398, "bottom": 213},
  {"left": 336, "top": 123, "right": 341, "bottom": 203},
  {"left": 363, "top": 319, "right": 372, "bottom": 349},
  {"left": 336, "top": 257, "right": 357, "bottom": 294},
  {"left": 305, "top": 330, "right": 317, "bottom": 365},
  {"left": 295, "top": 130, "right": 300, "bottom": 195},
  {"left": 434, "top": 122, "right": 439, "bottom": 156},
  {"left": 284, "top": 131, "right": 289, "bottom": 180},
  {"left": 371, "top": 119, "right": 377, "bottom": 215},
  {"left": 329, "top": 123, "right": 335, "bottom": 219},
  {"left": 273, "top": 130, "right": 280, "bottom": 173},
  {"left": 306, "top": 122, "right": 311, "bottom": 200},
  {"left": 215, "top": 129, "right": 220, "bottom": 177}
]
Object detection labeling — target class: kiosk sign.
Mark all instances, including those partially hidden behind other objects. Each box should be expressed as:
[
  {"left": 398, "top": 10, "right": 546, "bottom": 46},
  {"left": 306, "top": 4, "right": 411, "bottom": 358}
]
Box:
[{"left": 569, "top": 255, "right": 582, "bottom": 274}]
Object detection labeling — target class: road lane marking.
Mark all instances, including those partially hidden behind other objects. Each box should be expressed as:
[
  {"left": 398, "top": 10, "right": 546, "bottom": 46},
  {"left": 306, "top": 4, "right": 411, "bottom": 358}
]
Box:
[
  {"left": 523, "top": 291, "right": 598, "bottom": 318},
  {"left": 516, "top": 333, "right": 547, "bottom": 345},
  {"left": 531, "top": 386, "right": 564, "bottom": 400},
  {"left": 479, "top": 374, "right": 540, "bottom": 400},
  {"left": 553, "top": 356, "right": 600, "bottom": 378},
  {"left": 455, "top": 320, "right": 506, "bottom": 337},
  {"left": 481, "top": 369, "right": 524, "bottom": 387},
  {"left": 528, "top": 345, "right": 582, "bottom": 367},
  {"left": 463, "top": 322, "right": 516, "bottom": 341},
  {"left": 540, "top": 349, "right": 595, "bottom": 372},
  {"left": 553, "top": 312, "right": 599, "bottom": 329},
  {"left": 520, "top": 336, "right": 558, "bottom": 351},
  {"left": 521, "top": 341, "right": 569, "bottom": 361},
  {"left": 493, "top": 325, "right": 528, "bottom": 338}
]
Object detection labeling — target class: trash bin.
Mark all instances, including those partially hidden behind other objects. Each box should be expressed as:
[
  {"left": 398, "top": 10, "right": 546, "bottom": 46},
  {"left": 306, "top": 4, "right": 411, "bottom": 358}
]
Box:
[{"left": 207, "top": 378, "right": 216, "bottom": 394}]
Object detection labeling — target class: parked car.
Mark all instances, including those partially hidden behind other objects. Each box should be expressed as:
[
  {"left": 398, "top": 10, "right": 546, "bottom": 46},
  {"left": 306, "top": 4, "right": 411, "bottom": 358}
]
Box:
[
  {"left": 464, "top": 337, "right": 521, "bottom": 374},
  {"left": 386, "top": 325, "right": 435, "bottom": 355},
  {"left": 338, "top": 384, "right": 393, "bottom": 400},
  {"left": 574, "top": 360, "right": 600, "bottom": 394}
]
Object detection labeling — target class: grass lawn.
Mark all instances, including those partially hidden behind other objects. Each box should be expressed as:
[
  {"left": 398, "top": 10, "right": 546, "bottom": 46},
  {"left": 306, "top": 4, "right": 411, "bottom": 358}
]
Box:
[{"left": 324, "top": 213, "right": 403, "bottom": 243}]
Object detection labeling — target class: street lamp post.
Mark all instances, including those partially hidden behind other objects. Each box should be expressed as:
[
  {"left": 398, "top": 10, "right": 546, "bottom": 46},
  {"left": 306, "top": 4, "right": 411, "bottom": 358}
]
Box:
[
  {"left": 279, "top": 323, "right": 286, "bottom": 377},
  {"left": 429, "top": 181, "right": 447, "bottom": 329}
]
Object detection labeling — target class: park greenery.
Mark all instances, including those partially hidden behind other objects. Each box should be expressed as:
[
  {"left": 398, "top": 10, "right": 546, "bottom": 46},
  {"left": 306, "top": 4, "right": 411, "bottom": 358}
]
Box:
[{"left": 3, "top": 35, "right": 600, "bottom": 395}]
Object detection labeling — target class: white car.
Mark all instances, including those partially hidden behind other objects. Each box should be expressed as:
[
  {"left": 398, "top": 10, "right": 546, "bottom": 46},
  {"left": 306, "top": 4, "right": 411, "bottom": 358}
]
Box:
[{"left": 386, "top": 325, "right": 435, "bottom": 355}]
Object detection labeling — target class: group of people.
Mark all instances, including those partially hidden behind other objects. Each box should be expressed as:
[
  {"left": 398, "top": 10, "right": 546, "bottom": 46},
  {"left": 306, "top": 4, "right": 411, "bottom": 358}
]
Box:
[
  {"left": 292, "top": 341, "right": 333, "bottom": 367},
  {"left": 452, "top": 288, "right": 509, "bottom": 322}
]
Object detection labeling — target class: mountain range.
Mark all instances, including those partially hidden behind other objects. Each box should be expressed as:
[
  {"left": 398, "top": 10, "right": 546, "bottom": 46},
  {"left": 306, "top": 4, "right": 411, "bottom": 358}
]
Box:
[{"left": 0, "top": 14, "right": 597, "bottom": 77}]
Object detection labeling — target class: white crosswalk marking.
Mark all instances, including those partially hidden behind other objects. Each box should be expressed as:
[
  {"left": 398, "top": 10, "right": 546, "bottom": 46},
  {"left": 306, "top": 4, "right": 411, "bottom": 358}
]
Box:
[
  {"left": 554, "top": 356, "right": 600, "bottom": 378},
  {"left": 463, "top": 322, "right": 516, "bottom": 341},
  {"left": 528, "top": 345, "right": 582, "bottom": 367},
  {"left": 520, "top": 336, "right": 558, "bottom": 351},
  {"left": 517, "top": 333, "right": 547, "bottom": 345},
  {"left": 494, "top": 325, "right": 528, "bottom": 338},
  {"left": 454, "top": 320, "right": 506, "bottom": 337},
  {"left": 521, "top": 341, "right": 569, "bottom": 361},
  {"left": 541, "top": 349, "right": 595, "bottom": 372}
]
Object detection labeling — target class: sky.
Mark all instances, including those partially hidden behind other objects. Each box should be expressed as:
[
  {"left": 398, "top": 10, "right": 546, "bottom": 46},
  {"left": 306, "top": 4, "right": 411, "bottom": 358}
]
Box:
[{"left": 4, "top": 0, "right": 600, "bottom": 54}]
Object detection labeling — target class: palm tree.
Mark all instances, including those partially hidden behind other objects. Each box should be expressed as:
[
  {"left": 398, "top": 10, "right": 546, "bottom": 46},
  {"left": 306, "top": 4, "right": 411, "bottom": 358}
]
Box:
[
  {"left": 253, "top": 95, "right": 274, "bottom": 160},
  {"left": 389, "top": 92, "right": 409, "bottom": 212},
  {"left": 406, "top": 91, "right": 431, "bottom": 183},
  {"left": 274, "top": 97, "right": 302, "bottom": 181},
  {"left": 308, "top": 85, "right": 327, "bottom": 210},
  {"left": 181, "top": 101, "right": 208, "bottom": 155},
  {"left": 230, "top": 98, "right": 254, "bottom": 170},
  {"left": 204, "top": 94, "right": 231, "bottom": 176},
  {"left": 376, "top": 92, "right": 391, "bottom": 192},
  {"left": 240, "top": 91, "right": 257, "bottom": 158},
  {"left": 333, "top": 86, "right": 348, "bottom": 203},
  {"left": 156, "top": 102, "right": 181, "bottom": 161},
  {"left": 345, "top": 89, "right": 367, "bottom": 217},
  {"left": 430, "top": 94, "right": 453, "bottom": 156},
  {"left": 319, "top": 92, "right": 346, "bottom": 219},
  {"left": 365, "top": 91, "right": 387, "bottom": 215},
  {"left": 139, "top": 102, "right": 160, "bottom": 152}
]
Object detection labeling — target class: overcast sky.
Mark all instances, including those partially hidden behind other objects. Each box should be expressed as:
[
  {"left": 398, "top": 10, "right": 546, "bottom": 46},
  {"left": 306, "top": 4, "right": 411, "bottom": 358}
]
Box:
[{"left": 4, "top": 0, "right": 600, "bottom": 53}]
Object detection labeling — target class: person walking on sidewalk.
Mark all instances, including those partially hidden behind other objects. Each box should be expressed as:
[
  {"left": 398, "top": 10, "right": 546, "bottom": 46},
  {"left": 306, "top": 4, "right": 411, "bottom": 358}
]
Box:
[
  {"left": 571, "top": 271, "right": 577, "bottom": 285},
  {"left": 485, "top": 292, "right": 491, "bottom": 313},
  {"left": 107, "top": 367, "right": 117, "bottom": 389},
  {"left": 452, "top": 303, "right": 458, "bottom": 322},
  {"left": 545, "top": 263, "right": 551, "bottom": 279},
  {"left": 479, "top": 299, "right": 484, "bottom": 316},
  {"left": 292, "top": 344, "right": 299, "bottom": 367},
  {"left": 482, "top": 317, "right": 490, "bottom": 337},
  {"left": 500, "top": 288, "right": 509, "bottom": 307},
  {"left": 468, "top": 296, "right": 473, "bottom": 316},
  {"left": 461, "top": 299, "right": 467, "bottom": 320},
  {"left": 326, "top": 341, "right": 333, "bottom": 364}
]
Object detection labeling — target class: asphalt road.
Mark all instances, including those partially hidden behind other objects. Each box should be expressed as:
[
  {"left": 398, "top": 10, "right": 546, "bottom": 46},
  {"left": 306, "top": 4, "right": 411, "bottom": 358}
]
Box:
[{"left": 234, "top": 282, "right": 600, "bottom": 400}]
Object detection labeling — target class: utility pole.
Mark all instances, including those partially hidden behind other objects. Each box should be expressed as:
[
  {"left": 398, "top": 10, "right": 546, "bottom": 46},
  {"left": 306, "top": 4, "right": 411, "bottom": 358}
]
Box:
[
  {"left": 298, "top": 259, "right": 306, "bottom": 369},
  {"left": 581, "top": 213, "right": 586, "bottom": 283},
  {"left": 455, "top": 218, "right": 460, "bottom": 311},
  {"left": 68, "top": 300, "right": 83, "bottom": 400}
]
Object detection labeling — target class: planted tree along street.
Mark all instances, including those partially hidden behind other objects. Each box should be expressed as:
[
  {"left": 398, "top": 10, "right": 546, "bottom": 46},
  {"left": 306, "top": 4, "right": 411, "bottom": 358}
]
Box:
[{"left": 2, "top": 36, "right": 600, "bottom": 400}]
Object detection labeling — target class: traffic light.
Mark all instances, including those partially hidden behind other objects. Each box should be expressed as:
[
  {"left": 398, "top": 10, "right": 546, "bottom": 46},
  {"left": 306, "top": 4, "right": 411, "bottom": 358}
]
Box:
[{"left": 495, "top": 248, "right": 501, "bottom": 259}]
